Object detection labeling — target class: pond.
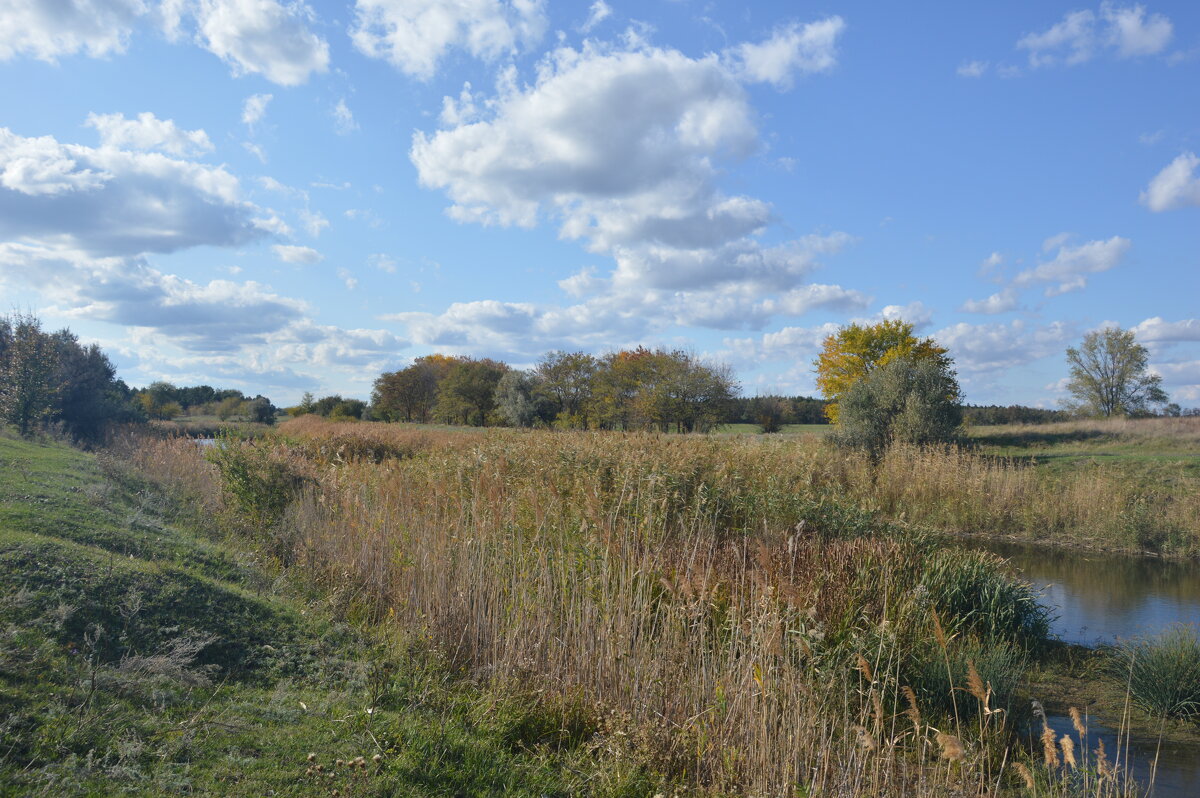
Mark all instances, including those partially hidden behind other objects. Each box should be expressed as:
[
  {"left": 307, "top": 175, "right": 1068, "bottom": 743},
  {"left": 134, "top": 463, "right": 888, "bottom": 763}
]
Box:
[
  {"left": 968, "top": 539, "right": 1200, "bottom": 646},
  {"left": 968, "top": 538, "right": 1200, "bottom": 797}
]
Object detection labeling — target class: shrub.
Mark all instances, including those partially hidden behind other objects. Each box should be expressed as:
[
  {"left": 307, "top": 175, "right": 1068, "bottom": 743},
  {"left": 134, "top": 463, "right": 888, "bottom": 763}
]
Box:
[
  {"left": 1116, "top": 626, "right": 1200, "bottom": 720},
  {"left": 206, "top": 439, "right": 305, "bottom": 532},
  {"left": 831, "top": 355, "right": 962, "bottom": 459}
]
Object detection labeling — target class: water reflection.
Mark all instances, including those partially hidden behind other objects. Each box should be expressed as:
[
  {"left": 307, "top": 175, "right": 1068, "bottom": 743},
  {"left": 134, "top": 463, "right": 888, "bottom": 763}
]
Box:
[
  {"left": 1043, "top": 712, "right": 1200, "bottom": 798},
  {"left": 966, "top": 539, "right": 1200, "bottom": 645}
]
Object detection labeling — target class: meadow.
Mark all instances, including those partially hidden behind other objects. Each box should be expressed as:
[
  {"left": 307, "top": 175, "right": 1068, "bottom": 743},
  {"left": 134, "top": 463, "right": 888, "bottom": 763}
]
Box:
[
  {"left": 0, "top": 431, "right": 651, "bottom": 796},
  {"left": 117, "top": 415, "right": 1200, "bottom": 795}
]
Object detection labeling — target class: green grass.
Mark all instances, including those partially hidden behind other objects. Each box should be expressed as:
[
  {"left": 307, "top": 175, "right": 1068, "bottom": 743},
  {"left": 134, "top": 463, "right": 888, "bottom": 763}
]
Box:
[{"left": 0, "top": 434, "right": 660, "bottom": 797}]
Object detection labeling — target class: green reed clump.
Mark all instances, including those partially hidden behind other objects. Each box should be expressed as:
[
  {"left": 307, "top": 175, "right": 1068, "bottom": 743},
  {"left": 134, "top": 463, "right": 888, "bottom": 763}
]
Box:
[
  {"left": 918, "top": 549, "right": 1052, "bottom": 646},
  {"left": 1116, "top": 625, "right": 1200, "bottom": 721}
]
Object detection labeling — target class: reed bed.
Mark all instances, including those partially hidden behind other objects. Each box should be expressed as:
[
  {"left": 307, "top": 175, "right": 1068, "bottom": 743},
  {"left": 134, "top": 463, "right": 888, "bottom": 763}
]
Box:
[{"left": 121, "top": 420, "right": 1150, "bottom": 795}]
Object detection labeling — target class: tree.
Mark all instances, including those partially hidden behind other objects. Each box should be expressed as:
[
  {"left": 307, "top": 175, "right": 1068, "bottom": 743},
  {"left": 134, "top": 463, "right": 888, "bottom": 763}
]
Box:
[
  {"left": 1065, "top": 328, "right": 1167, "bottom": 417},
  {"left": 535, "top": 351, "right": 597, "bottom": 428},
  {"left": 433, "top": 358, "right": 507, "bottom": 426},
  {"left": 0, "top": 314, "right": 59, "bottom": 436},
  {"left": 496, "top": 370, "right": 552, "bottom": 428},
  {"left": 815, "top": 320, "right": 950, "bottom": 422},
  {"left": 831, "top": 355, "right": 963, "bottom": 459},
  {"left": 372, "top": 355, "right": 457, "bottom": 422}
]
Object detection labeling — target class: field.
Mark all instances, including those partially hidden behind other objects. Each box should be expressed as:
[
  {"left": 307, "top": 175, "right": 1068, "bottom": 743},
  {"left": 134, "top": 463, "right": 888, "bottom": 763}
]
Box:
[
  {"left": 7, "top": 416, "right": 1194, "bottom": 795},
  {"left": 0, "top": 432, "right": 647, "bottom": 796},
  {"left": 119, "top": 415, "right": 1194, "bottom": 795}
]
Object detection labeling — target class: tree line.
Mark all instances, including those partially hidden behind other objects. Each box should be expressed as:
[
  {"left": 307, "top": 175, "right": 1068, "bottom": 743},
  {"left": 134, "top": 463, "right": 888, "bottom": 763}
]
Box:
[
  {"left": 0, "top": 313, "right": 142, "bottom": 442},
  {"left": 134, "top": 381, "right": 277, "bottom": 423},
  {"left": 367, "top": 348, "right": 738, "bottom": 432}
]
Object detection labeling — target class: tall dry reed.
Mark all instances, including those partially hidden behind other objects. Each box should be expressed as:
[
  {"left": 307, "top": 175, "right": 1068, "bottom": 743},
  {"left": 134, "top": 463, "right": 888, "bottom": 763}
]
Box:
[{"left": 124, "top": 419, "right": 1147, "bottom": 796}]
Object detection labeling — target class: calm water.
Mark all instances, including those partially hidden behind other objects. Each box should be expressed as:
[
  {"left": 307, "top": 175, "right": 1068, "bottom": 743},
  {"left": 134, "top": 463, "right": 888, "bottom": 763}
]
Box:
[
  {"left": 968, "top": 538, "right": 1200, "bottom": 797},
  {"left": 969, "top": 539, "right": 1200, "bottom": 645}
]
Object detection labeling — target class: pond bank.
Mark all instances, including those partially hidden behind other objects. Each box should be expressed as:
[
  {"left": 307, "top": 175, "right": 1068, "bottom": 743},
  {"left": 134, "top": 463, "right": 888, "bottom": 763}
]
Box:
[{"left": 964, "top": 537, "right": 1200, "bottom": 797}]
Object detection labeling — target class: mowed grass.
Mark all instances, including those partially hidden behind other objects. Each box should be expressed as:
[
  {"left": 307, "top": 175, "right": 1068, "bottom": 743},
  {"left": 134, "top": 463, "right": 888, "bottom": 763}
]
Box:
[
  {"left": 968, "top": 416, "right": 1200, "bottom": 474},
  {"left": 0, "top": 433, "right": 653, "bottom": 797}
]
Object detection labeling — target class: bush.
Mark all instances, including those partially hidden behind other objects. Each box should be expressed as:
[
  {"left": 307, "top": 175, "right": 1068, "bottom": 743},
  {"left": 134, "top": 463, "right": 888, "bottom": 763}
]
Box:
[
  {"left": 1115, "top": 626, "right": 1200, "bottom": 720},
  {"left": 206, "top": 440, "right": 306, "bottom": 532},
  {"left": 919, "top": 549, "right": 1051, "bottom": 646},
  {"left": 831, "top": 355, "right": 962, "bottom": 459}
]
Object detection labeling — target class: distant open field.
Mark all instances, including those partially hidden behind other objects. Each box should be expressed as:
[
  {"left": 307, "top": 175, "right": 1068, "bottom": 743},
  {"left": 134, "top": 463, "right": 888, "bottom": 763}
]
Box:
[{"left": 968, "top": 415, "right": 1200, "bottom": 474}]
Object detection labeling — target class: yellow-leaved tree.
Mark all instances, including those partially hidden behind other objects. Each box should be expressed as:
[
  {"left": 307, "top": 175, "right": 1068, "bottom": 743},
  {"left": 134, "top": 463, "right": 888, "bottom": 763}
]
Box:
[{"left": 814, "top": 319, "right": 950, "bottom": 422}]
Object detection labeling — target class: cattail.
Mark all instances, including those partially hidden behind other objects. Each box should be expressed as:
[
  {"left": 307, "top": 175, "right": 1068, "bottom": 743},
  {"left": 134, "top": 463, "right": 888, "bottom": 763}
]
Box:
[
  {"left": 855, "top": 653, "right": 874, "bottom": 683},
  {"left": 966, "top": 660, "right": 987, "bottom": 703},
  {"left": 1041, "top": 726, "right": 1059, "bottom": 768},
  {"left": 1060, "top": 734, "right": 1077, "bottom": 769},
  {"left": 936, "top": 731, "right": 964, "bottom": 762},
  {"left": 901, "top": 685, "right": 921, "bottom": 730},
  {"left": 931, "top": 609, "right": 948, "bottom": 650},
  {"left": 1069, "top": 706, "right": 1086, "bottom": 737},
  {"left": 1096, "top": 739, "right": 1112, "bottom": 779},
  {"left": 1013, "top": 761, "right": 1035, "bottom": 790}
]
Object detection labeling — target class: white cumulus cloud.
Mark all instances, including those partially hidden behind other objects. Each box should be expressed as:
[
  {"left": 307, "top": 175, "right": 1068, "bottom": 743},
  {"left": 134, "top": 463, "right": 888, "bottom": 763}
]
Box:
[
  {"left": 86, "top": 111, "right": 213, "bottom": 156},
  {"left": 1017, "top": 3, "right": 1173, "bottom": 68},
  {"left": 727, "top": 17, "right": 846, "bottom": 89},
  {"left": 194, "top": 0, "right": 330, "bottom": 85},
  {"left": 0, "top": 125, "right": 265, "bottom": 255},
  {"left": 272, "top": 244, "right": 323, "bottom": 264},
  {"left": 351, "top": 0, "right": 547, "bottom": 80},
  {"left": 1140, "top": 152, "right": 1200, "bottom": 211},
  {"left": 0, "top": 0, "right": 147, "bottom": 62},
  {"left": 1013, "top": 235, "right": 1130, "bottom": 296}
]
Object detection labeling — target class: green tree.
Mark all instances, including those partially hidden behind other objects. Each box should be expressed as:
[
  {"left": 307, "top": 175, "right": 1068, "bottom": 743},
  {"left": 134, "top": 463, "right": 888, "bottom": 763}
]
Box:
[
  {"left": 0, "top": 314, "right": 60, "bottom": 436},
  {"left": 815, "top": 319, "right": 950, "bottom": 423},
  {"left": 1065, "top": 327, "right": 1168, "bottom": 417},
  {"left": 434, "top": 359, "right": 507, "bottom": 426},
  {"left": 496, "top": 370, "right": 551, "bottom": 428},
  {"left": 535, "top": 351, "right": 597, "bottom": 428},
  {"left": 831, "top": 354, "right": 963, "bottom": 459}
]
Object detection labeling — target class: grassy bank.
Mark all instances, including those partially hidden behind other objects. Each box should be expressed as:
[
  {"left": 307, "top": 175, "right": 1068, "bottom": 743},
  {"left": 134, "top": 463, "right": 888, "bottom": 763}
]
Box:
[
  {"left": 118, "top": 417, "right": 1153, "bottom": 796},
  {"left": 0, "top": 432, "right": 657, "bottom": 796}
]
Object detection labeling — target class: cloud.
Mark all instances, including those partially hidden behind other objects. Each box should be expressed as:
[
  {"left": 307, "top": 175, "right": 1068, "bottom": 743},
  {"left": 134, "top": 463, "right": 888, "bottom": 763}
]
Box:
[
  {"left": 242, "top": 93, "right": 273, "bottom": 127},
  {"left": 580, "top": 0, "right": 611, "bottom": 33},
  {"left": 1013, "top": 235, "right": 1130, "bottom": 296},
  {"left": 350, "top": 0, "right": 548, "bottom": 80},
  {"left": 0, "top": 241, "right": 407, "bottom": 398},
  {"left": 298, "top": 208, "right": 329, "bottom": 236},
  {"left": 933, "top": 319, "right": 1073, "bottom": 373},
  {"left": 957, "top": 60, "right": 988, "bottom": 78},
  {"left": 86, "top": 111, "right": 213, "bottom": 157},
  {"left": 1140, "top": 152, "right": 1200, "bottom": 211},
  {"left": 961, "top": 289, "right": 1019, "bottom": 315},
  {"left": 0, "top": 0, "right": 146, "bottom": 62},
  {"left": 727, "top": 17, "right": 846, "bottom": 89},
  {"left": 193, "top": 0, "right": 330, "bottom": 85},
  {"left": 332, "top": 99, "right": 359, "bottom": 135},
  {"left": 337, "top": 267, "right": 358, "bottom": 290},
  {"left": 1101, "top": 2, "right": 1173, "bottom": 57},
  {"left": 1132, "top": 316, "right": 1200, "bottom": 343},
  {"left": 0, "top": 126, "right": 266, "bottom": 256},
  {"left": 413, "top": 36, "right": 849, "bottom": 306},
  {"left": 0, "top": 242, "right": 306, "bottom": 351},
  {"left": 1017, "top": 3, "right": 1173, "bottom": 68},
  {"left": 272, "top": 244, "right": 323, "bottom": 264}
]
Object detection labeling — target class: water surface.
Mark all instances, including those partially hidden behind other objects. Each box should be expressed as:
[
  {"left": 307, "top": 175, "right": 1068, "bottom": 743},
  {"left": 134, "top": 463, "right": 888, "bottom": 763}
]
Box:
[{"left": 968, "top": 539, "right": 1200, "bottom": 645}]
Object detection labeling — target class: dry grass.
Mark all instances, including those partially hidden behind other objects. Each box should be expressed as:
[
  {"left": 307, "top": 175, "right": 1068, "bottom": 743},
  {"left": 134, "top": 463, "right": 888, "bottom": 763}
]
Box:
[{"left": 120, "top": 418, "right": 1153, "bottom": 796}]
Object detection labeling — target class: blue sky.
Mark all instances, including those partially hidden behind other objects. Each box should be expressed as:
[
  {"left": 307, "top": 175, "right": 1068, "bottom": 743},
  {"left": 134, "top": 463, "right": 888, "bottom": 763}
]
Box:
[{"left": 1, "top": 0, "right": 1198, "bottom": 407}]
